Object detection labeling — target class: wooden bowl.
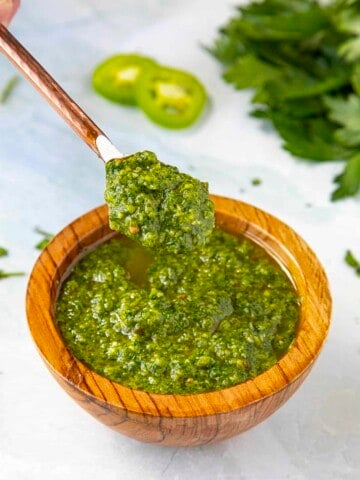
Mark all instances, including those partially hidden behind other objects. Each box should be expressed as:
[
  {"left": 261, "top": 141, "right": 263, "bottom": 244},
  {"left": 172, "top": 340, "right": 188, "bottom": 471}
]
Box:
[{"left": 26, "top": 195, "right": 331, "bottom": 447}]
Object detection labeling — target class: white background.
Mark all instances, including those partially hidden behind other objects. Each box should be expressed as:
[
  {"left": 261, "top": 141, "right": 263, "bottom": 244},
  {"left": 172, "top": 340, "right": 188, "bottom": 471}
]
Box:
[{"left": 0, "top": 1, "right": 359, "bottom": 479}]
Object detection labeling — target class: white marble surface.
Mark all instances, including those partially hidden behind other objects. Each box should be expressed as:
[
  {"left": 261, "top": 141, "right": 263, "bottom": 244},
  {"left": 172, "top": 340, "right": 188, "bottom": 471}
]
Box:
[{"left": 0, "top": 1, "right": 359, "bottom": 479}]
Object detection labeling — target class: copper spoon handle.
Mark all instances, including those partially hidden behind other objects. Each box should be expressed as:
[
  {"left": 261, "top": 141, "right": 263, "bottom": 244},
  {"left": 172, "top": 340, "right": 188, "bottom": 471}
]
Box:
[{"left": 0, "top": 24, "right": 122, "bottom": 162}]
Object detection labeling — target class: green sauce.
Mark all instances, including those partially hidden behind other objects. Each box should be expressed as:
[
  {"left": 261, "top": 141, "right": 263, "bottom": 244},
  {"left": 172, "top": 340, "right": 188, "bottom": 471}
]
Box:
[
  {"left": 56, "top": 229, "right": 299, "bottom": 394},
  {"left": 105, "top": 151, "right": 215, "bottom": 253}
]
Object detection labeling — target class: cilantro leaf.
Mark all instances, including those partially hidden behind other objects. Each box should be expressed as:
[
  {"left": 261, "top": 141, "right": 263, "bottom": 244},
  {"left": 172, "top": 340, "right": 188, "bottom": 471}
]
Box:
[
  {"left": 338, "top": 36, "right": 360, "bottom": 62},
  {"left": 210, "top": 0, "right": 360, "bottom": 200},
  {"left": 335, "top": 128, "right": 360, "bottom": 148},
  {"left": 334, "top": 4, "right": 360, "bottom": 34},
  {"left": 350, "top": 63, "right": 360, "bottom": 94},
  {"left": 263, "top": 70, "right": 348, "bottom": 101},
  {"left": 223, "top": 54, "right": 282, "bottom": 89},
  {"left": 207, "top": 36, "right": 245, "bottom": 64},
  {"left": 268, "top": 98, "right": 326, "bottom": 119},
  {"left": 324, "top": 94, "right": 360, "bottom": 147},
  {"left": 233, "top": 4, "right": 329, "bottom": 41},
  {"left": 239, "top": 0, "right": 295, "bottom": 17},
  {"left": 332, "top": 153, "right": 360, "bottom": 200},
  {"left": 256, "top": 110, "right": 346, "bottom": 161},
  {"left": 324, "top": 94, "right": 360, "bottom": 126}
]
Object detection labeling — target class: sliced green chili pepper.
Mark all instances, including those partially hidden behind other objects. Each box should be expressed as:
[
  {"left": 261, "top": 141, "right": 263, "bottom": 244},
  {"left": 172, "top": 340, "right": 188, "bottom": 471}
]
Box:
[
  {"left": 135, "top": 65, "right": 207, "bottom": 128},
  {"left": 92, "top": 54, "right": 157, "bottom": 105}
]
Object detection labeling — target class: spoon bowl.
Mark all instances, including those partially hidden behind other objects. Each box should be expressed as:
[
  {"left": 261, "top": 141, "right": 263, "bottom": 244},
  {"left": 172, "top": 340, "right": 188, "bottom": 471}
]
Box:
[{"left": 26, "top": 195, "right": 331, "bottom": 446}]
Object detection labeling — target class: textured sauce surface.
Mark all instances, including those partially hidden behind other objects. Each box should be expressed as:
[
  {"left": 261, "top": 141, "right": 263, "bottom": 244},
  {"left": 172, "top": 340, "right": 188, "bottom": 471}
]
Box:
[
  {"left": 105, "top": 151, "right": 215, "bottom": 253},
  {"left": 56, "top": 229, "right": 299, "bottom": 394}
]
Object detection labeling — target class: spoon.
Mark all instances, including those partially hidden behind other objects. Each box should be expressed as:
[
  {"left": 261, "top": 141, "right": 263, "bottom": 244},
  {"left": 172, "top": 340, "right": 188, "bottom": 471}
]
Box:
[
  {"left": 0, "top": 24, "right": 122, "bottom": 163},
  {"left": 0, "top": 24, "right": 215, "bottom": 252}
]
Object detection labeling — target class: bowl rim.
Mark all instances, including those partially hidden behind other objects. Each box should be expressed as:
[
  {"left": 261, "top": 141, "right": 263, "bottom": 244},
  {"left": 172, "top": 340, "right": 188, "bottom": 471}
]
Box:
[{"left": 26, "top": 195, "right": 332, "bottom": 418}]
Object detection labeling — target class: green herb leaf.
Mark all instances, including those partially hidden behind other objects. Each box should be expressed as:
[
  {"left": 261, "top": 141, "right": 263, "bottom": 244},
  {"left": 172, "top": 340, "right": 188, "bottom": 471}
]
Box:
[
  {"left": 265, "top": 71, "right": 348, "bottom": 101},
  {"left": 344, "top": 250, "right": 360, "bottom": 276},
  {"left": 232, "top": 4, "right": 329, "bottom": 41},
  {"left": 324, "top": 94, "right": 360, "bottom": 126},
  {"left": 34, "top": 227, "right": 54, "bottom": 250},
  {"left": 338, "top": 37, "right": 360, "bottom": 62},
  {"left": 324, "top": 94, "right": 360, "bottom": 147},
  {"left": 223, "top": 54, "right": 282, "bottom": 89},
  {"left": 251, "top": 177, "right": 262, "bottom": 186},
  {"left": 210, "top": 0, "right": 360, "bottom": 200},
  {"left": 0, "top": 76, "right": 20, "bottom": 104},
  {"left": 260, "top": 111, "right": 346, "bottom": 161},
  {"left": 252, "top": 97, "right": 325, "bottom": 119},
  {"left": 334, "top": 4, "right": 360, "bottom": 34},
  {"left": 0, "top": 247, "right": 8, "bottom": 257},
  {"left": 206, "top": 36, "right": 245, "bottom": 64},
  {"left": 332, "top": 153, "right": 360, "bottom": 200},
  {"left": 0, "top": 270, "right": 25, "bottom": 280},
  {"left": 350, "top": 63, "right": 360, "bottom": 95}
]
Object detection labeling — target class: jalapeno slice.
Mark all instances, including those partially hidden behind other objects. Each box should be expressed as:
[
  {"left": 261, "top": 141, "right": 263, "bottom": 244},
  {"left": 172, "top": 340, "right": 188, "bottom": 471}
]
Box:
[
  {"left": 92, "top": 54, "right": 157, "bottom": 105},
  {"left": 135, "top": 66, "right": 207, "bottom": 128}
]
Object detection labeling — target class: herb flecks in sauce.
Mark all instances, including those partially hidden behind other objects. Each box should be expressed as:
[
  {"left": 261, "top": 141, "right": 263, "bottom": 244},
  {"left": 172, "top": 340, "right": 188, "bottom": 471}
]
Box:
[
  {"left": 56, "top": 230, "right": 299, "bottom": 394},
  {"left": 105, "top": 151, "right": 215, "bottom": 253}
]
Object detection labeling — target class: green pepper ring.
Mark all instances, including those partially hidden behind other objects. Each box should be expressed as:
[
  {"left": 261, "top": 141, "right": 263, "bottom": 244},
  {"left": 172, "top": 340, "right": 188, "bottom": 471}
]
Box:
[
  {"left": 92, "top": 54, "right": 157, "bottom": 106},
  {"left": 135, "top": 65, "right": 207, "bottom": 128}
]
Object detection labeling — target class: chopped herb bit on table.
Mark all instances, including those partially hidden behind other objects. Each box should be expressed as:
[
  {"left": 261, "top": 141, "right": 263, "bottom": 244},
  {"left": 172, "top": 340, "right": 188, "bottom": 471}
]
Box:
[
  {"left": 210, "top": 0, "right": 360, "bottom": 200},
  {"left": 0, "top": 76, "right": 20, "bottom": 104},
  {"left": 0, "top": 270, "right": 25, "bottom": 280},
  {"left": 345, "top": 250, "right": 360, "bottom": 276},
  {"left": 0, "top": 246, "right": 24, "bottom": 280},
  {"left": 251, "top": 177, "right": 262, "bottom": 186},
  {"left": 34, "top": 227, "right": 54, "bottom": 250}
]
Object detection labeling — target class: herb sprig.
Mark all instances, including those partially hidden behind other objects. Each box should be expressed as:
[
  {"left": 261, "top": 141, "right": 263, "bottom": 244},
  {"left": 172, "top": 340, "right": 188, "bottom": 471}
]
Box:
[{"left": 210, "top": 0, "right": 360, "bottom": 200}]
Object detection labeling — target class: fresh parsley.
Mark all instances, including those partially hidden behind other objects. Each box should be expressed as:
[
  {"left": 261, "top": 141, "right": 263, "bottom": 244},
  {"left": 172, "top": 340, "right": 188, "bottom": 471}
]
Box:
[
  {"left": 332, "top": 153, "right": 360, "bottom": 200},
  {"left": 0, "top": 76, "right": 19, "bottom": 104},
  {"left": 34, "top": 227, "right": 54, "bottom": 250},
  {"left": 210, "top": 0, "right": 360, "bottom": 200}
]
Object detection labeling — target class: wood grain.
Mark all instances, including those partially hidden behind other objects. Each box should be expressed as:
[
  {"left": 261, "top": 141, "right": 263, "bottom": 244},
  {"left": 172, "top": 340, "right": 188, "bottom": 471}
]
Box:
[{"left": 26, "top": 196, "right": 332, "bottom": 446}]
